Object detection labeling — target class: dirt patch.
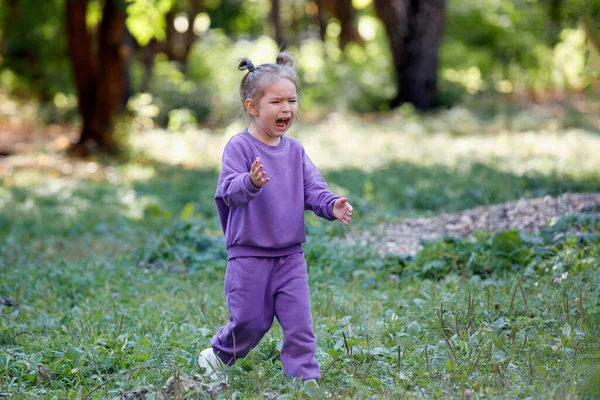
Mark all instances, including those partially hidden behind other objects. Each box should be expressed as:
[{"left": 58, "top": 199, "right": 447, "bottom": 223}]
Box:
[
  {"left": 345, "top": 192, "right": 600, "bottom": 256},
  {"left": 0, "top": 120, "right": 77, "bottom": 155}
]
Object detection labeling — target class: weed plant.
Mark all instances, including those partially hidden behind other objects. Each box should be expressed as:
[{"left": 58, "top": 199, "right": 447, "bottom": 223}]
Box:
[{"left": 1, "top": 115, "right": 600, "bottom": 398}]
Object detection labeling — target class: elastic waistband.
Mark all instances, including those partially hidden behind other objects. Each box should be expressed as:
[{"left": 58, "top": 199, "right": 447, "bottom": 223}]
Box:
[{"left": 227, "top": 243, "right": 304, "bottom": 260}]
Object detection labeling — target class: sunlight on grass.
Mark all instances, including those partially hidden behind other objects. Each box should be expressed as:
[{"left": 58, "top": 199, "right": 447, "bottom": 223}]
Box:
[
  {"left": 2, "top": 107, "right": 600, "bottom": 398},
  {"left": 130, "top": 106, "right": 600, "bottom": 182}
]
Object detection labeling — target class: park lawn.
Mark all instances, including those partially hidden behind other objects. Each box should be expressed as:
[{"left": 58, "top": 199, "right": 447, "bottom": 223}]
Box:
[{"left": 1, "top": 105, "right": 600, "bottom": 398}]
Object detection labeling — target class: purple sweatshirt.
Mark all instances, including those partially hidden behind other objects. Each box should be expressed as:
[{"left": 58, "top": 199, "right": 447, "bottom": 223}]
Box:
[{"left": 215, "top": 130, "right": 341, "bottom": 259}]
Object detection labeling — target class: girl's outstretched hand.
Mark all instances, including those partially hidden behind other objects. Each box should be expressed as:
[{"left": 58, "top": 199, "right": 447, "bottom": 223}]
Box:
[
  {"left": 250, "top": 157, "right": 269, "bottom": 188},
  {"left": 333, "top": 198, "right": 353, "bottom": 226}
]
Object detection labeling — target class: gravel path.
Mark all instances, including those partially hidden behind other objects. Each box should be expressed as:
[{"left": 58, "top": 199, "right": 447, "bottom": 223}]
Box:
[{"left": 344, "top": 193, "right": 600, "bottom": 256}]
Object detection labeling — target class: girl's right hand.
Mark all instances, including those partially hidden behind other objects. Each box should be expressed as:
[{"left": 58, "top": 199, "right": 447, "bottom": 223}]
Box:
[{"left": 250, "top": 157, "right": 270, "bottom": 187}]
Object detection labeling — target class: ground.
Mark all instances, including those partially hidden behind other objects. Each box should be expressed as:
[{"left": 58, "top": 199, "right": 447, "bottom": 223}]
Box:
[
  {"left": 346, "top": 192, "right": 600, "bottom": 256},
  {"left": 2, "top": 98, "right": 600, "bottom": 398}
]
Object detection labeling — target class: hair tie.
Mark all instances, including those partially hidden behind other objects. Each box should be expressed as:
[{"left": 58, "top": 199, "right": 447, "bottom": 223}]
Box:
[{"left": 247, "top": 60, "right": 256, "bottom": 72}]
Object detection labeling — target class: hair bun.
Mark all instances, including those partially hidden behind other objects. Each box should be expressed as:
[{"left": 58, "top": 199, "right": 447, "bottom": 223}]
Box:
[
  {"left": 238, "top": 57, "right": 256, "bottom": 72},
  {"left": 275, "top": 52, "right": 294, "bottom": 68}
]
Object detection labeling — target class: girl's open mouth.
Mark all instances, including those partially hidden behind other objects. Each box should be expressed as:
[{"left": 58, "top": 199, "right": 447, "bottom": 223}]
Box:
[{"left": 276, "top": 117, "right": 290, "bottom": 130}]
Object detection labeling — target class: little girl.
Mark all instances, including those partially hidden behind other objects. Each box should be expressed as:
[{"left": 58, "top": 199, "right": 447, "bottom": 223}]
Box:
[{"left": 199, "top": 52, "right": 353, "bottom": 383}]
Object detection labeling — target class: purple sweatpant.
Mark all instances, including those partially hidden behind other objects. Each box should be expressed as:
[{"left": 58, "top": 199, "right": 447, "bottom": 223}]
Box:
[{"left": 211, "top": 252, "right": 320, "bottom": 380}]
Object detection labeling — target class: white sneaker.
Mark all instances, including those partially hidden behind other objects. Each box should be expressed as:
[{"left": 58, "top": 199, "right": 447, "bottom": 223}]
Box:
[{"left": 197, "top": 348, "right": 227, "bottom": 382}]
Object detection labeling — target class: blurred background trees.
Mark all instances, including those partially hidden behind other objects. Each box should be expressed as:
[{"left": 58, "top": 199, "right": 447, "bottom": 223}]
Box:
[
  {"left": 374, "top": 0, "right": 446, "bottom": 109},
  {"left": 66, "top": 0, "right": 129, "bottom": 154},
  {"left": 0, "top": 0, "right": 598, "bottom": 154}
]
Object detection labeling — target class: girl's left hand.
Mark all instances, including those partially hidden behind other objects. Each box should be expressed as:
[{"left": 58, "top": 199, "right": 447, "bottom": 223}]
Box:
[{"left": 333, "top": 198, "right": 353, "bottom": 226}]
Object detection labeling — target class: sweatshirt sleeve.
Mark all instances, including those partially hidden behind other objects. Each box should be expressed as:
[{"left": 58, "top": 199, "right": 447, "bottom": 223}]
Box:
[
  {"left": 303, "top": 150, "right": 341, "bottom": 221},
  {"left": 215, "top": 140, "right": 261, "bottom": 207}
]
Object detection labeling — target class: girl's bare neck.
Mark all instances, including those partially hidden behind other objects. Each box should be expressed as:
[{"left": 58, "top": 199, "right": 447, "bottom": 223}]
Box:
[{"left": 248, "top": 124, "right": 282, "bottom": 146}]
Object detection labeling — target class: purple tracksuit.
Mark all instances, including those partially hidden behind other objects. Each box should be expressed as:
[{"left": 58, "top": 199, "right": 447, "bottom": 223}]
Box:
[{"left": 211, "top": 130, "right": 340, "bottom": 380}]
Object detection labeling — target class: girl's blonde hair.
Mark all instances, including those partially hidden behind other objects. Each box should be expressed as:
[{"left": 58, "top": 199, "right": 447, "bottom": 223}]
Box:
[{"left": 237, "top": 52, "right": 299, "bottom": 110}]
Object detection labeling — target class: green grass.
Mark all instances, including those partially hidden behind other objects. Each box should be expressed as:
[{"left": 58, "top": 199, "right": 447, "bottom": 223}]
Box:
[{"left": 1, "top": 106, "right": 600, "bottom": 398}]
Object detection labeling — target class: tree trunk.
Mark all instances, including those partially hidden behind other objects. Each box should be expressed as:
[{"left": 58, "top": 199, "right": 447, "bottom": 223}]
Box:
[
  {"left": 181, "top": 0, "right": 202, "bottom": 65},
  {"left": 122, "top": 26, "right": 135, "bottom": 107},
  {"left": 139, "top": 39, "right": 158, "bottom": 93},
  {"left": 335, "top": 0, "right": 361, "bottom": 49},
  {"left": 165, "top": 9, "right": 179, "bottom": 61},
  {"left": 374, "top": 0, "right": 446, "bottom": 110},
  {"left": 66, "top": 0, "right": 97, "bottom": 151},
  {"left": 545, "top": 0, "right": 563, "bottom": 46},
  {"left": 270, "top": 0, "right": 286, "bottom": 50},
  {"left": 289, "top": 1, "right": 304, "bottom": 48},
  {"left": 5, "top": 0, "right": 20, "bottom": 37},
  {"left": 163, "top": 0, "right": 202, "bottom": 69},
  {"left": 581, "top": 14, "right": 600, "bottom": 56},
  {"left": 67, "top": 0, "right": 127, "bottom": 155},
  {"left": 315, "top": 0, "right": 328, "bottom": 41}
]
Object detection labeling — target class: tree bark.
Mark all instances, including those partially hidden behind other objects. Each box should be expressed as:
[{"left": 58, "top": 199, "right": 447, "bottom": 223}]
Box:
[
  {"left": 139, "top": 39, "right": 158, "bottom": 93},
  {"left": 581, "top": 15, "right": 600, "bottom": 55},
  {"left": 314, "top": 0, "right": 360, "bottom": 48},
  {"left": 545, "top": 0, "right": 563, "bottom": 45},
  {"left": 163, "top": 0, "right": 202, "bottom": 69},
  {"left": 335, "top": 0, "right": 361, "bottom": 49},
  {"left": 179, "top": 0, "right": 203, "bottom": 68},
  {"left": 165, "top": 9, "right": 179, "bottom": 61},
  {"left": 315, "top": 0, "right": 328, "bottom": 41},
  {"left": 270, "top": 0, "right": 286, "bottom": 50},
  {"left": 67, "top": 0, "right": 127, "bottom": 155},
  {"left": 66, "top": 0, "right": 97, "bottom": 150},
  {"left": 122, "top": 26, "right": 135, "bottom": 107},
  {"left": 374, "top": 0, "right": 446, "bottom": 110}
]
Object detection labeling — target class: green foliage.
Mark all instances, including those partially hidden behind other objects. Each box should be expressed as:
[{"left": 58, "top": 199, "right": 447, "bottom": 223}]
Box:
[
  {"left": 441, "top": 0, "right": 599, "bottom": 99},
  {"left": 132, "top": 55, "right": 211, "bottom": 126},
  {"left": 296, "top": 30, "right": 395, "bottom": 114},
  {"left": 0, "top": 0, "right": 72, "bottom": 98},
  {"left": 132, "top": 18, "right": 596, "bottom": 126},
  {"left": 408, "top": 226, "right": 600, "bottom": 281},
  {"left": 137, "top": 218, "right": 227, "bottom": 271},
  {"left": 551, "top": 212, "right": 600, "bottom": 232},
  {"left": 490, "top": 230, "right": 533, "bottom": 270},
  {"left": 126, "top": 0, "right": 172, "bottom": 46},
  {"left": 2, "top": 198, "right": 599, "bottom": 397},
  {"left": 207, "top": 0, "right": 265, "bottom": 35},
  {"left": 2, "top": 0, "right": 598, "bottom": 124},
  {"left": 323, "top": 162, "right": 600, "bottom": 220},
  {"left": 1, "top": 111, "right": 600, "bottom": 397}
]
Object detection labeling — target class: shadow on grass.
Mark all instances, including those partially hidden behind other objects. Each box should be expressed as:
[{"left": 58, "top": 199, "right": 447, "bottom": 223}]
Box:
[
  {"left": 324, "top": 161, "right": 600, "bottom": 221},
  {"left": 454, "top": 91, "right": 600, "bottom": 135},
  {"left": 1, "top": 159, "right": 599, "bottom": 241}
]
